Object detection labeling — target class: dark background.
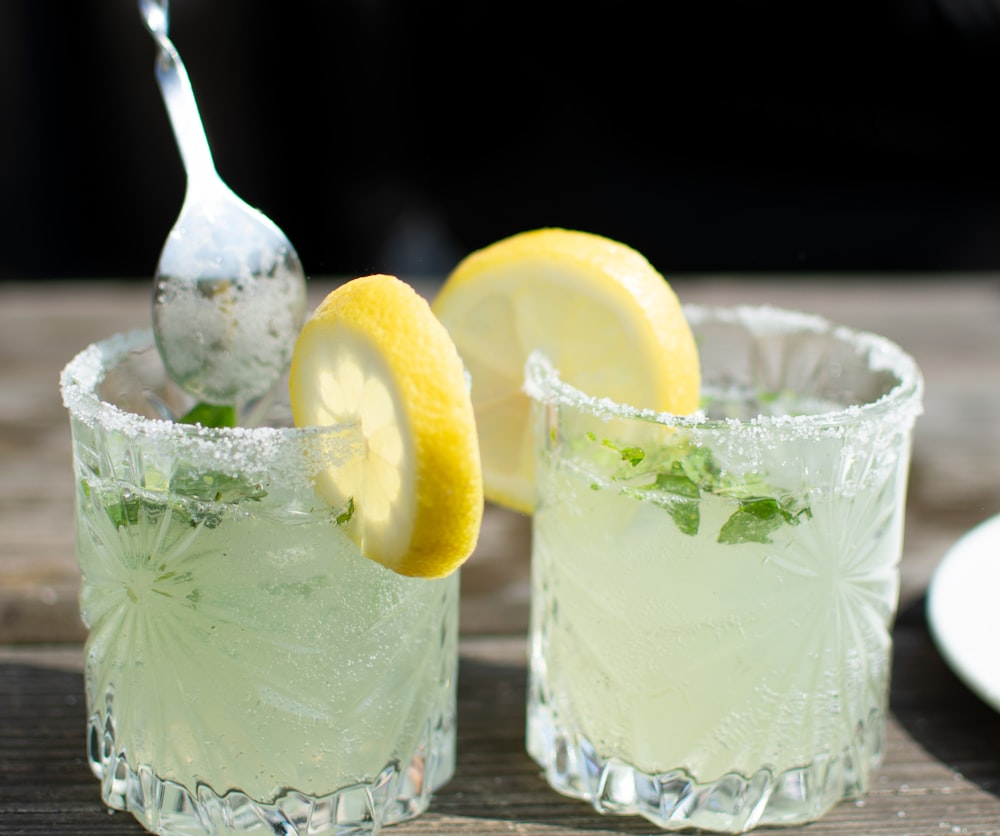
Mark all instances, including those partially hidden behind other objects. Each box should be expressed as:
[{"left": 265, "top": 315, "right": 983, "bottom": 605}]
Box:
[{"left": 4, "top": 0, "right": 1000, "bottom": 282}]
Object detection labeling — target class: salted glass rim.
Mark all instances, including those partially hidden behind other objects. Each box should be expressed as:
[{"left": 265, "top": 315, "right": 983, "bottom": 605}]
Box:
[
  {"left": 523, "top": 303, "right": 924, "bottom": 433},
  {"left": 59, "top": 328, "right": 343, "bottom": 444}
]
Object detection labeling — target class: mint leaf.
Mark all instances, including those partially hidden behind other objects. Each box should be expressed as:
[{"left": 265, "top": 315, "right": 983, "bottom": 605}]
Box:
[
  {"left": 178, "top": 402, "right": 237, "bottom": 428},
  {"left": 336, "top": 496, "right": 355, "bottom": 525},
  {"left": 92, "top": 467, "right": 267, "bottom": 532},
  {"left": 663, "top": 497, "right": 700, "bottom": 536},
  {"left": 718, "top": 498, "right": 785, "bottom": 544},
  {"left": 676, "top": 445, "right": 721, "bottom": 486},
  {"left": 653, "top": 464, "right": 702, "bottom": 536},
  {"left": 718, "top": 497, "right": 811, "bottom": 545},
  {"left": 602, "top": 438, "right": 646, "bottom": 467},
  {"left": 170, "top": 466, "right": 267, "bottom": 505},
  {"left": 654, "top": 464, "right": 701, "bottom": 499},
  {"left": 105, "top": 491, "right": 143, "bottom": 529}
]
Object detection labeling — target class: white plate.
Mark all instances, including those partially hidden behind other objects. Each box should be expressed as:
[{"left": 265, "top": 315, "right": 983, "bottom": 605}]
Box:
[{"left": 927, "top": 513, "right": 1000, "bottom": 712}]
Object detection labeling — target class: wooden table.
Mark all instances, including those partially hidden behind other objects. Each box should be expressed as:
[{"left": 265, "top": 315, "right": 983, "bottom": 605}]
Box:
[{"left": 3, "top": 277, "right": 1000, "bottom": 835}]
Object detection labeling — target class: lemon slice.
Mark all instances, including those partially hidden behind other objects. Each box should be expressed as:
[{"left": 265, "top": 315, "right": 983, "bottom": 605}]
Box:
[
  {"left": 432, "top": 228, "right": 700, "bottom": 513},
  {"left": 289, "top": 274, "right": 483, "bottom": 578}
]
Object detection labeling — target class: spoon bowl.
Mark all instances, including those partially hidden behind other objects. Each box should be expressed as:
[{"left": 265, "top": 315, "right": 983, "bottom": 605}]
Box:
[{"left": 140, "top": 0, "right": 307, "bottom": 407}]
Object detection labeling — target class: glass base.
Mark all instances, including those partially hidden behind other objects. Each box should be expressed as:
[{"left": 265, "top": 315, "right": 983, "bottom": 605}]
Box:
[
  {"left": 87, "top": 710, "right": 455, "bottom": 836},
  {"left": 526, "top": 674, "right": 884, "bottom": 834}
]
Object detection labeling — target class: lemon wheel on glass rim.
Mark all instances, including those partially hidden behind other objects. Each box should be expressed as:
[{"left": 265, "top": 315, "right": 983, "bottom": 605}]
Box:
[{"left": 289, "top": 274, "right": 483, "bottom": 579}]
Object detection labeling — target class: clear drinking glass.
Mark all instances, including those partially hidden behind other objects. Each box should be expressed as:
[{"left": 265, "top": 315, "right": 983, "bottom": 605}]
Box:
[
  {"left": 524, "top": 305, "right": 923, "bottom": 833},
  {"left": 60, "top": 330, "right": 458, "bottom": 836}
]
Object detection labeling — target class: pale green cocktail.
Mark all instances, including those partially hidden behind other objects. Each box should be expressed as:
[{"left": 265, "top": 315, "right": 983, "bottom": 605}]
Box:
[
  {"left": 61, "top": 330, "right": 458, "bottom": 835},
  {"left": 525, "top": 305, "right": 923, "bottom": 833}
]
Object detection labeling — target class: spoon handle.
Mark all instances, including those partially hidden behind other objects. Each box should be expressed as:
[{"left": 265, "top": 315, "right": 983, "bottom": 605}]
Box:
[{"left": 138, "top": 0, "right": 217, "bottom": 187}]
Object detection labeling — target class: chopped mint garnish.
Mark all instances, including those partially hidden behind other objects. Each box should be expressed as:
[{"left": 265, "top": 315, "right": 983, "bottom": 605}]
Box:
[
  {"left": 87, "top": 405, "right": 255, "bottom": 528},
  {"left": 170, "top": 466, "right": 267, "bottom": 505},
  {"left": 603, "top": 439, "right": 645, "bottom": 467},
  {"left": 104, "top": 489, "right": 142, "bottom": 529},
  {"left": 653, "top": 464, "right": 702, "bottom": 536},
  {"left": 718, "top": 496, "right": 811, "bottom": 545},
  {"left": 90, "top": 465, "right": 267, "bottom": 532},
  {"left": 336, "top": 496, "right": 356, "bottom": 526},
  {"left": 590, "top": 435, "right": 811, "bottom": 545},
  {"left": 178, "top": 402, "right": 238, "bottom": 428}
]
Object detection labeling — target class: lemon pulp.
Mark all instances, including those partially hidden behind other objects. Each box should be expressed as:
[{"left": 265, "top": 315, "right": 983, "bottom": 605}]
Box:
[{"left": 432, "top": 228, "right": 700, "bottom": 513}]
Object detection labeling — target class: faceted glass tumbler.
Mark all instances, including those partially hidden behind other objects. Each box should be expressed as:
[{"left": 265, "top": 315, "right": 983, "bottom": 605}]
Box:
[
  {"left": 524, "top": 305, "right": 923, "bottom": 833},
  {"left": 60, "top": 330, "right": 458, "bottom": 836}
]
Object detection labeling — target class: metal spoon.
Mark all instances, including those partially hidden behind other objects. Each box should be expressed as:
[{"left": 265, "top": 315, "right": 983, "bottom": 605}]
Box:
[{"left": 139, "top": 0, "right": 306, "bottom": 407}]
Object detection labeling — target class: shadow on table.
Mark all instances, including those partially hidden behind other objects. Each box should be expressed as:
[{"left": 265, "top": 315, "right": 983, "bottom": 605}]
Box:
[
  {"left": 890, "top": 596, "right": 1000, "bottom": 799},
  {"left": 0, "top": 663, "right": 147, "bottom": 832},
  {"left": 11, "top": 633, "right": 990, "bottom": 836},
  {"left": 443, "top": 655, "right": 657, "bottom": 833}
]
